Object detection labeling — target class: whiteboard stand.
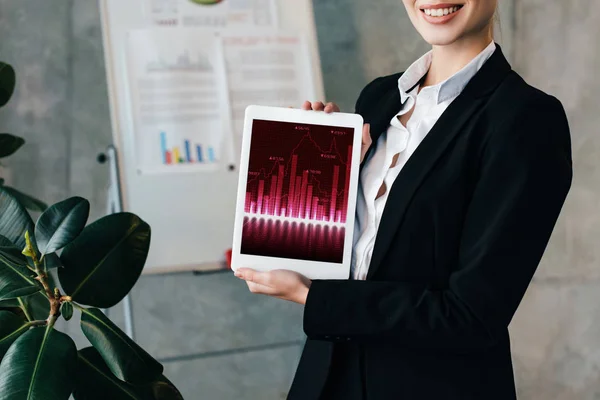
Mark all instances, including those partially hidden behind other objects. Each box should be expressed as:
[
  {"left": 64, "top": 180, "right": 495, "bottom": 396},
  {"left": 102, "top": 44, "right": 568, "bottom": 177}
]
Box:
[
  {"left": 100, "top": 0, "right": 325, "bottom": 275},
  {"left": 99, "top": 145, "right": 136, "bottom": 341}
]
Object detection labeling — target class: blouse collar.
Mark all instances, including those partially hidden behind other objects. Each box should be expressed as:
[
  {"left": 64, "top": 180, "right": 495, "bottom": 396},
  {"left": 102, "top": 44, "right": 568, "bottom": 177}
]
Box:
[{"left": 398, "top": 41, "right": 497, "bottom": 105}]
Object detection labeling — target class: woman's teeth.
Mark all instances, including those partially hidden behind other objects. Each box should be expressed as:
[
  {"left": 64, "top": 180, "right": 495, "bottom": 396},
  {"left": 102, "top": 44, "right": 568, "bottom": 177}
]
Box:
[{"left": 423, "top": 6, "right": 461, "bottom": 17}]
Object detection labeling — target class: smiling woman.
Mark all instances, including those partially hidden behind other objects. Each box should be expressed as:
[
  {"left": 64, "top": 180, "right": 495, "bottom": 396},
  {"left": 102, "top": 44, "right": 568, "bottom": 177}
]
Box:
[{"left": 235, "top": 0, "right": 572, "bottom": 399}]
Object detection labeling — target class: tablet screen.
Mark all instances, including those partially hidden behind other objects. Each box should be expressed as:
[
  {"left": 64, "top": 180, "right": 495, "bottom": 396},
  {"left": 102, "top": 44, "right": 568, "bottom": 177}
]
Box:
[{"left": 241, "top": 119, "right": 354, "bottom": 263}]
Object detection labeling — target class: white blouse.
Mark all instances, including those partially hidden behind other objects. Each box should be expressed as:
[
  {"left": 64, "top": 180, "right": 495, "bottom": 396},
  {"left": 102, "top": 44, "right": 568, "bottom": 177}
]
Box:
[{"left": 351, "top": 41, "right": 496, "bottom": 280}]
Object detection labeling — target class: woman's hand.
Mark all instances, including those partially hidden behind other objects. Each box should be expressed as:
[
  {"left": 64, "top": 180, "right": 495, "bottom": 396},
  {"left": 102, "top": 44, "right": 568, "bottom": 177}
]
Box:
[
  {"left": 301, "top": 100, "right": 340, "bottom": 113},
  {"left": 234, "top": 268, "right": 312, "bottom": 305},
  {"left": 301, "top": 100, "right": 372, "bottom": 162}
]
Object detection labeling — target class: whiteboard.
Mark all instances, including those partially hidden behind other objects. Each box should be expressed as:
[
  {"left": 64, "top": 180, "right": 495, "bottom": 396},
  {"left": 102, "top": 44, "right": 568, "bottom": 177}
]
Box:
[{"left": 99, "top": 0, "right": 325, "bottom": 274}]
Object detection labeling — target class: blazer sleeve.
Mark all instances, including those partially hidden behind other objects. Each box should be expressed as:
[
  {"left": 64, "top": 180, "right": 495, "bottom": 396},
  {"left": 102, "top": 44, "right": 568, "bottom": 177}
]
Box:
[{"left": 303, "top": 95, "right": 573, "bottom": 350}]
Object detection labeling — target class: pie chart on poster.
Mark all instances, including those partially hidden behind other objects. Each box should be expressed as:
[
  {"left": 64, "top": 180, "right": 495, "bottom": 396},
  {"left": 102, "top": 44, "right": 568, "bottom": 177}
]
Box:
[{"left": 189, "top": 0, "right": 224, "bottom": 5}]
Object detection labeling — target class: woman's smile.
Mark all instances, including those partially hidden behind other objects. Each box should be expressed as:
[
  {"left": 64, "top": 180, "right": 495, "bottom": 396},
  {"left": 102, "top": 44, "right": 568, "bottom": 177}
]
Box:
[{"left": 419, "top": 3, "right": 465, "bottom": 24}]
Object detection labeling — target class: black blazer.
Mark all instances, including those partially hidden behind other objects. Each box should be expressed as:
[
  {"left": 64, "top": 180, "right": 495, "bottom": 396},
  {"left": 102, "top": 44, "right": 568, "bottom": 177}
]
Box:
[{"left": 287, "top": 45, "right": 572, "bottom": 400}]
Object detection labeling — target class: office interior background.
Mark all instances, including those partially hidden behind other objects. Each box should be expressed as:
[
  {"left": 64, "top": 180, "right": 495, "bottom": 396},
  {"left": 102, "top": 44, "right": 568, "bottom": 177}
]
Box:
[{"left": 0, "top": 0, "right": 598, "bottom": 399}]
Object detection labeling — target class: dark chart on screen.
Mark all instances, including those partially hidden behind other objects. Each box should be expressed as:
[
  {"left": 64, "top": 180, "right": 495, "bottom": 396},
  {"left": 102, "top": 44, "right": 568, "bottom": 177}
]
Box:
[{"left": 241, "top": 119, "right": 354, "bottom": 263}]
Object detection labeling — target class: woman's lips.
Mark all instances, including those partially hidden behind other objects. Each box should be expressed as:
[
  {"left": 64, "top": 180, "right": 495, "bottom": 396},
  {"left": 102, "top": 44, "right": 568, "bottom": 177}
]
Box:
[{"left": 420, "top": 4, "right": 463, "bottom": 25}]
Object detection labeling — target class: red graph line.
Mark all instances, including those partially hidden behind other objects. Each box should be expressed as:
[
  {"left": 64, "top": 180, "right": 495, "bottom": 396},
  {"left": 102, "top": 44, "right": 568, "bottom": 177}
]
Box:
[
  {"left": 245, "top": 122, "right": 353, "bottom": 224},
  {"left": 247, "top": 132, "right": 349, "bottom": 186},
  {"left": 286, "top": 132, "right": 349, "bottom": 168}
]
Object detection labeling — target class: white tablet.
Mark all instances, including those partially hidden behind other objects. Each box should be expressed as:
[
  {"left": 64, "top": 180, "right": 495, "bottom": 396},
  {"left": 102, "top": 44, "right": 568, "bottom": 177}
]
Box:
[{"left": 231, "top": 105, "right": 364, "bottom": 280}]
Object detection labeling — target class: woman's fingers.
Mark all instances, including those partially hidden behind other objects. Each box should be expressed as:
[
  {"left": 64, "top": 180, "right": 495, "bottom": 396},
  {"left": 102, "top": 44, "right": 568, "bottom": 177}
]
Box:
[
  {"left": 236, "top": 268, "right": 265, "bottom": 284},
  {"left": 237, "top": 268, "right": 279, "bottom": 295},
  {"left": 236, "top": 268, "right": 277, "bottom": 288},
  {"left": 324, "top": 102, "right": 340, "bottom": 113},
  {"left": 245, "top": 280, "right": 277, "bottom": 295},
  {"left": 311, "top": 101, "right": 326, "bottom": 111},
  {"left": 301, "top": 100, "right": 340, "bottom": 113},
  {"left": 361, "top": 123, "right": 372, "bottom": 162},
  {"left": 300, "top": 102, "right": 370, "bottom": 161},
  {"left": 362, "top": 123, "right": 372, "bottom": 145}
]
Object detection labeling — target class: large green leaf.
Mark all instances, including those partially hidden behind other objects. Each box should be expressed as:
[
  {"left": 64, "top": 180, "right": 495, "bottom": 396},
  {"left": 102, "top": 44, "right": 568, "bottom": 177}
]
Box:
[
  {"left": 59, "top": 213, "right": 150, "bottom": 308},
  {"left": 0, "top": 186, "right": 47, "bottom": 212},
  {"left": 73, "top": 348, "right": 182, "bottom": 400},
  {"left": 74, "top": 347, "right": 139, "bottom": 400},
  {"left": 0, "top": 234, "right": 18, "bottom": 249},
  {"left": 80, "top": 307, "right": 163, "bottom": 384},
  {"left": 0, "top": 134, "right": 25, "bottom": 158},
  {"left": 0, "top": 240, "right": 40, "bottom": 301},
  {"left": 0, "top": 62, "right": 16, "bottom": 108},
  {"left": 73, "top": 347, "right": 150, "bottom": 400},
  {"left": 0, "top": 310, "right": 29, "bottom": 359},
  {"left": 0, "top": 326, "right": 77, "bottom": 400},
  {"left": 35, "top": 197, "right": 89, "bottom": 255},
  {"left": 0, "top": 188, "right": 35, "bottom": 250}
]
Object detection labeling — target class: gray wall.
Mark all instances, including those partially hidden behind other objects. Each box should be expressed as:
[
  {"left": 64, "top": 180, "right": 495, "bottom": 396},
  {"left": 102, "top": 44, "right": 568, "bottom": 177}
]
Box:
[
  {"left": 0, "top": 1, "right": 598, "bottom": 399},
  {"left": 509, "top": 1, "right": 600, "bottom": 398}
]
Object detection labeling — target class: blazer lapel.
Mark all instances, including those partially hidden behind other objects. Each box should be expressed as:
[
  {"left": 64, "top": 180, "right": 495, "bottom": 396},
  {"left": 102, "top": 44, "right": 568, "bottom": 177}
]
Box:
[
  {"left": 366, "top": 44, "right": 512, "bottom": 279},
  {"left": 360, "top": 86, "right": 403, "bottom": 171}
]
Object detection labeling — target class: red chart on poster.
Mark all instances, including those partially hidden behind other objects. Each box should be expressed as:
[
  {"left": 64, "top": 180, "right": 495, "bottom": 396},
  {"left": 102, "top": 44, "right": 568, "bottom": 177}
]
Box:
[{"left": 241, "top": 119, "right": 354, "bottom": 263}]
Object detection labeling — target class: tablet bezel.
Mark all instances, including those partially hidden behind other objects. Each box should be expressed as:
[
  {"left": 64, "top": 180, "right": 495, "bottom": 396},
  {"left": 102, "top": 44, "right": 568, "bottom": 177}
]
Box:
[{"left": 231, "top": 105, "right": 364, "bottom": 280}]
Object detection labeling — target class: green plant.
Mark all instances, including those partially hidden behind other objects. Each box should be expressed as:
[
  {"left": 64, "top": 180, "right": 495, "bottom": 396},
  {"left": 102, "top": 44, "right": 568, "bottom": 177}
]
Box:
[
  {"left": 0, "top": 61, "right": 47, "bottom": 212},
  {"left": 0, "top": 63, "right": 182, "bottom": 399}
]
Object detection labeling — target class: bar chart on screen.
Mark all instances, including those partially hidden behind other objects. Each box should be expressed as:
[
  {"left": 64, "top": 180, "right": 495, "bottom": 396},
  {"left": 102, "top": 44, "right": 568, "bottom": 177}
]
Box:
[{"left": 241, "top": 120, "right": 354, "bottom": 263}]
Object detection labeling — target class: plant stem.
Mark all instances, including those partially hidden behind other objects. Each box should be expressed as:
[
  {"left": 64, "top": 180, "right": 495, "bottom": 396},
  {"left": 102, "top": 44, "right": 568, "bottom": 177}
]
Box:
[
  {"left": 31, "top": 256, "right": 60, "bottom": 323},
  {"left": 27, "top": 320, "right": 47, "bottom": 328},
  {"left": 23, "top": 233, "right": 62, "bottom": 324},
  {"left": 47, "top": 314, "right": 58, "bottom": 329}
]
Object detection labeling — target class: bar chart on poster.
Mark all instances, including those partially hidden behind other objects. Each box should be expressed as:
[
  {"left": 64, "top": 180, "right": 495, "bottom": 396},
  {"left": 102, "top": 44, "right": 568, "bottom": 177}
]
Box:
[
  {"left": 159, "top": 132, "right": 218, "bottom": 166},
  {"left": 126, "top": 29, "right": 231, "bottom": 174},
  {"left": 100, "top": 0, "right": 324, "bottom": 273}
]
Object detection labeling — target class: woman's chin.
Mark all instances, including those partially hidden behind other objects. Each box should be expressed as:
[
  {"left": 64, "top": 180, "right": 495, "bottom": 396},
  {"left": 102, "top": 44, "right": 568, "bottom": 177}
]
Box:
[{"left": 419, "top": 30, "right": 464, "bottom": 47}]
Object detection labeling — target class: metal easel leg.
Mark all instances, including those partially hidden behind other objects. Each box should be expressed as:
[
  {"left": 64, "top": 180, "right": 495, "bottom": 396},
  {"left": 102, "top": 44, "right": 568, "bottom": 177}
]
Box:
[
  {"left": 100, "top": 145, "right": 136, "bottom": 340},
  {"left": 123, "top": 294, "right": 135, "bottom": 340}
]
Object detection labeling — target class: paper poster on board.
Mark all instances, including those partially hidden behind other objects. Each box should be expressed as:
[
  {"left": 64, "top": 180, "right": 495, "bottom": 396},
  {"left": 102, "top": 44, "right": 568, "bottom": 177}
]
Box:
[
  {"left": 221, "top": 31, "right": 317, "bottom": 145},
  {"left": 126, "top": 29, "right": 235, "bottom": 174},
  {"left": 145, "top": 0, "right": 278, "bottom": 28}
]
